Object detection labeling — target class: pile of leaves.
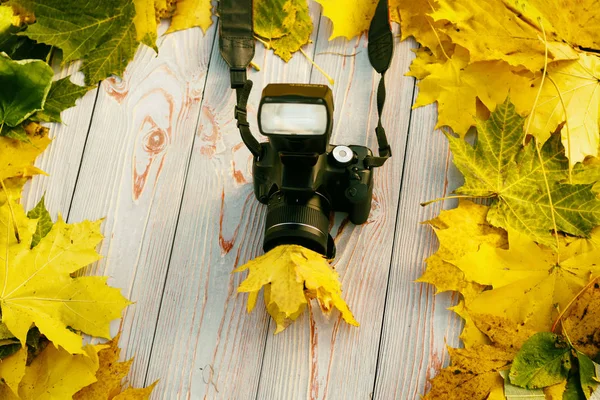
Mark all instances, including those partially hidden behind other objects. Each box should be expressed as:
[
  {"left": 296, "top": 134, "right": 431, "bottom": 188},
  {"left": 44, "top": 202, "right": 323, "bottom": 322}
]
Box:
[{"left": 0, "top": 0, "right": 185, "bottom": 397}]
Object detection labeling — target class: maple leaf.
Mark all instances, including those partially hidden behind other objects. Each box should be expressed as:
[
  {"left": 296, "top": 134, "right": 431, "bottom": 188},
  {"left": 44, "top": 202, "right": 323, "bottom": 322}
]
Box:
[
  {"left": 253, "top": 0, "right": 296, "bottom": 40},
  {"left": 234, "top": 245, "right": 358, "bottom": 333},
  {"left": 517, "top": 0, "right": 600, "bottom": 52},
  {"left": 563, "top": 280, "right": 600, "bottom": 360},
  {"left": 0, "top": 346, "right": 27, "bottom": 396},
  {"left": 133, "top": 0, "right": 158, "bottom": 50},
  {"left": 457, "top": 229, "right": 600, "bottom": 332},
  {"left": 430, "top": 0, "right": 578, "bottom": 71},
  {"left": 394, "top": 0, "right": 452, "bottom": 59},
  {"left": 509, "top": 332, "right": 571, "bottom": 389},
  {"left": 74, "top": 333, "right": 157, "bottom": 399},
  {"left": 314, "top": 0, "right": 378, "bottom": 40},
  {"left": 424, "top": 345, "right": 513, "bottom": 400},
  {"left": 448, "top": 98, "right": 600, "bottom": 247},
  {"left": 0, "top": 124, "right": 50, "bottom": 182},
  {"left": 32, "top": 77, "right": 92, "bottom": 124},
  {"left": 414, "top": 47, "right": 532, "bottom": 136},
  {"left": 14, "top": 0, "right": 140, "bottom": 85},
  {"left": 15, "top": 343, "right": 100, "bottom": 399},
  {"left": 254, "top": 0, "right": 312, "bottom": 62},
  {"left": 166, "top": 0, "right": 213, "bottom": 34},
  {"left": 0, "top": 54, "right": 53, "bottom": 128},
  {"left": 0, "top": 200, "right": 130, "bottom": 354},
  {"left": 418, "top": 200, "right": 507, "bottom": 302},
  {"left": 0, "top": 4, "right": 51, "bottom": 61},
  {"left": 514, "top": 53, "right": 600, "bottom": 166}
]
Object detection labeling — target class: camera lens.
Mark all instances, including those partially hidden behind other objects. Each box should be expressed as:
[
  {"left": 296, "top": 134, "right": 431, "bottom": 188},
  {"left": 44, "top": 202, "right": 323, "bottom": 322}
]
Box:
[{"left": 264, "top": 191, "right": 331, "bottom": 256}]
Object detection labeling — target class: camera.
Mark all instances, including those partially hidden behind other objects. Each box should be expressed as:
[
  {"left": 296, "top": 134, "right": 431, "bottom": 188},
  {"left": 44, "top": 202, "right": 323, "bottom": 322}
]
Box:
[
  {"left": 219, "top": 0, "right": 392, "bottom": 260},
  {"left": 252, "top": 83, "right": 375, "bottom": 259}
]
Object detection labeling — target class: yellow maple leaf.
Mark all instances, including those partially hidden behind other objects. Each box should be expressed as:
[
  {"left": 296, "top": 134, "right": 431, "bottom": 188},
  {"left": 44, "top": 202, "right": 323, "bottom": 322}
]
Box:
[
  {"left": 457, "top": 229, "right": 600, "bottom": 332},
  {"left": 563, "top": 280, "right": 600, "bottom": 360},
  {"left": 413, "top": 46, "right": 532, "bottom": 135},
  {"left": 133, "top": 0, "right": 158, "bottom": 50},
  {"left": 514, "top": 53, "right": 600, "bottom": 165},
  {"left": 0, "top": 124, "right": 50, "bottom": 182},
  {"left": 166, "top": 0, "right": 212, "bottom": 34},
  {"left": 425, "top": 345, "right": 513, "bottom": 399},
  {"left": 520, "top": 0, "right": 600, "bottom": 52},
  {"left": 0, "top": 347, "right": 27, "bottom": 396},
  {"left": 394, "top": 0, "right": 452, "bottom": 58},
  {"left": 0, "top": 200, "right": 130, "bottom": 354},
  {"left": 430, "top": 0, "right": 578, "bottom": 71},
  {"left": 450, "top": 300, "right": 489, "bottom": 348},
  {"left": 15, "top": 343, "right": 101, "bottom": 399},
  {"left": 314, "top": 0, "right": 378, "bottom": 40},
  {"left": 74, "top": 333, "right": 157, "bottom": 399},
  {"left": 417, "top": 199, "right": 507, "bottom": 302},
  {"left": 234, "top": 245, "right": 358, "bottom": 333}
]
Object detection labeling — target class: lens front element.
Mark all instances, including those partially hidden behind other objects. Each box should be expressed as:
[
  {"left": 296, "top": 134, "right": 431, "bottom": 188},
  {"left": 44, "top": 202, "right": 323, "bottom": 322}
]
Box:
[{"left": 264, "top": 192, "right": 331, "bottom": 255}]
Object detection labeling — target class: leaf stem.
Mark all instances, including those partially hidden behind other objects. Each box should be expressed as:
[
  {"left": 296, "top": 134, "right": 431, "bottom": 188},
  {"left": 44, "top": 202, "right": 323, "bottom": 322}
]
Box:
[
  {"left": 420, "top": 194, "right": 494, "bottom": 207},
  {"left": 524, "top": 17, "right": 549, "bottom": 140},
  {"left": 551, "top": 276, "right": 599, "bottom": 333},
  {"left": 528, "top": 18, "right": 561, "bottom": 260},
  {"left": 300, "top": 48, "right": 334, "bottom": 85}
]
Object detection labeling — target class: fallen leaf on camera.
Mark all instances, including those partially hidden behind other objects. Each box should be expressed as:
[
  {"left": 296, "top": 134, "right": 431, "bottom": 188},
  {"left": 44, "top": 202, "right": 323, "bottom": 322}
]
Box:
[{"left": 235, "top": 245, "right": 358, "bottom": 333}]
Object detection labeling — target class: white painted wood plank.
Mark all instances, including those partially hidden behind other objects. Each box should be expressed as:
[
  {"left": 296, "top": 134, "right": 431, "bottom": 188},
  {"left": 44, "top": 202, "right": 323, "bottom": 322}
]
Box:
[
  {"left": 144, "top": 4, "right": 325, "bottom": 398},
  {"left": 256, "top": 22, "right": 417, "bottom": 400},
  {"left": 22, "top": 61, "right": 98, "bottom": 216},
  {"left": 64, "top": 19, "right": 219, "bottom": 388},
  {"left": 372, "top": 90, "right": 465, "bottom": 398}
]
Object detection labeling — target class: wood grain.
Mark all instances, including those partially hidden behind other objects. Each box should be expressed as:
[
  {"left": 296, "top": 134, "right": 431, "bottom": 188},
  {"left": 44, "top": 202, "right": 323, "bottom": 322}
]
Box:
[
  {"left": 256, "top": 22, "right": 417, "bottom": 400},
  {"left": 63, "top": 19, "right": 219, "bottom": 388},
  {"left": 22, "top": 61, "right": 99, "bottom": 217}
]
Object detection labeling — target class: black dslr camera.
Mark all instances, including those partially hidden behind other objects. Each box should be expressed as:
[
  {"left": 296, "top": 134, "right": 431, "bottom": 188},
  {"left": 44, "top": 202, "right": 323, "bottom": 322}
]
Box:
[
  {"left": 219, "top": 0, "right": 393, "bottom": 259},
  {"left": 254, "top": 84, "right": 375, "bottom": 258}
]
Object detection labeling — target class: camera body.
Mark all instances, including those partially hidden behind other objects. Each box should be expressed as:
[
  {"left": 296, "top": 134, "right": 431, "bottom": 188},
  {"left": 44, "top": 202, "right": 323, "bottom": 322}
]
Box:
[{"left": 253, "top": 83, "right": 375, "bottom": 258}]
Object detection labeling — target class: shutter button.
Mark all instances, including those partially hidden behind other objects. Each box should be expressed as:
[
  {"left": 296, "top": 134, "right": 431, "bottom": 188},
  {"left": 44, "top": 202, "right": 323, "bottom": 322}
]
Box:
[{"left": 332, "top": 146, "right": 354, "bottom": 166}]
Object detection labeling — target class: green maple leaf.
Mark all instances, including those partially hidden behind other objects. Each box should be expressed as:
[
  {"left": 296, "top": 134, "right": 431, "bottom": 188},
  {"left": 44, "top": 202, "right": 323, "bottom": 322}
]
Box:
[
  {"left": 447, "top": 98, "right": 600, "bottom": 247},
  {"left": 14, "top": 0, "right": 139, "bottom": 85},
  {"left": 32, "top": 77, "right": 92, "bottom": 123},
  {"left": 509, "top": 332, "right": 571, "bottom": 389},
  {"left": 0, "top": 54, "right": 53, "bottom": 127}
]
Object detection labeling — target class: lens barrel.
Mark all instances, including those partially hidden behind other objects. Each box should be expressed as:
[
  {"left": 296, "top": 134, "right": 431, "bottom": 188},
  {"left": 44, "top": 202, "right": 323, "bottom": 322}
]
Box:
[{"left": 264, "top": 192, "right": 331, "bottom": 255}]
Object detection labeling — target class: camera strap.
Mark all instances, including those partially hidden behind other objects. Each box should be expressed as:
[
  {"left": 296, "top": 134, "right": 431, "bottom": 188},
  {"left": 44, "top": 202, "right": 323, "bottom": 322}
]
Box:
[
  {"left": 218, "top": 0, "right": 262, "bottom": 158},
  {"left": 218, "top": 0, "right": 393, "bottom": 166},
  {"left": 364, "top": 0, "right": 393, "bottom": 168}
]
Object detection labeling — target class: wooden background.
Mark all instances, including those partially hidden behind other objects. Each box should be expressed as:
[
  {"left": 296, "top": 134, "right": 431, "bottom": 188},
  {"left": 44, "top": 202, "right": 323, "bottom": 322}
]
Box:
[{"left": 22, "top": 3, "right": 465, "bottom": 399}]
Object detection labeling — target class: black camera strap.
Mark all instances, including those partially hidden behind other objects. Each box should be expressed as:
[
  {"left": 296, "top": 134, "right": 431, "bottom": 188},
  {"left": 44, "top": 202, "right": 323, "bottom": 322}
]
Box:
[
  {"left": 365, "top": 0, "right": 393, "bottom": 168},
  {"left": 218, "top": 0, "right": 262, "bottom": 158},
  {"left": 218, "top": 0, "right": 393, "bottom": 167}
]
